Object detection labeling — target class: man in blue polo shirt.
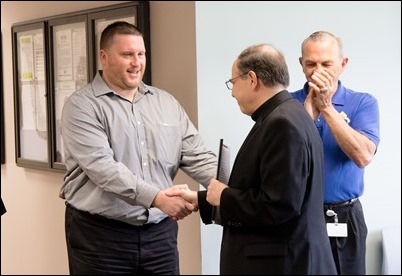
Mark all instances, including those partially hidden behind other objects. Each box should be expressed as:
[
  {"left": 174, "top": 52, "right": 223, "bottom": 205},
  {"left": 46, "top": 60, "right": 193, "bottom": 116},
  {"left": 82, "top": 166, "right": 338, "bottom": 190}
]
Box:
[{"left": 291, "top": 31, "right": 380, "bottom": 275}]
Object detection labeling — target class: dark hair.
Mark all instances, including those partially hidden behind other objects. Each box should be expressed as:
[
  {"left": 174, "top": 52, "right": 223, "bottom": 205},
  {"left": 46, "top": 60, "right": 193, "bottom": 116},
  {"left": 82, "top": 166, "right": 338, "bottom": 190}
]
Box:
[
  {"left": 100, "top": 21, "right": 143, "bottom": 50},
  {"left": 237, "top": 43, "right": 290, "bottom": 88}
]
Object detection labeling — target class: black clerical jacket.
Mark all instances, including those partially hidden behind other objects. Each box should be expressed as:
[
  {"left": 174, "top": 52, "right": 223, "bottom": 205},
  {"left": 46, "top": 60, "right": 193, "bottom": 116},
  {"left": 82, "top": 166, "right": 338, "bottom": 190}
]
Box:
[{"left": 198, "top": 90, "right": 336, "bottom": 275}]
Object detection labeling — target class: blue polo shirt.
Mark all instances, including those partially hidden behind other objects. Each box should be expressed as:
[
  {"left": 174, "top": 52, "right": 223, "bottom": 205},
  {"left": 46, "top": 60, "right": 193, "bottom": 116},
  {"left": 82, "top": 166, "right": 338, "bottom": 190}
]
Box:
[{"left": 291, "top": 81, "right": 380, "bottom": 203}]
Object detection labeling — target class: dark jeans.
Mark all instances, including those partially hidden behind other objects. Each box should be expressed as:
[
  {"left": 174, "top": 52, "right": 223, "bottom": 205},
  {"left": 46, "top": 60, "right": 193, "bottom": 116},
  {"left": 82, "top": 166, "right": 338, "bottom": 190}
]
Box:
[
  {"left": 65, "top": 203, "right": 179, "bottom": 275},
  {"left": 324, "top": 198, "right": 367, "bottom": 275}
]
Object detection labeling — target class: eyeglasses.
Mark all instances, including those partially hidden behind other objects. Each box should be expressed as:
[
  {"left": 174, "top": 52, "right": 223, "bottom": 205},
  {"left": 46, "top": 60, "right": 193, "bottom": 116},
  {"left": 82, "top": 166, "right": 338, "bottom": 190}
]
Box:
[{"left": 225, "top": 72, "right": 248, "bottom": 90}]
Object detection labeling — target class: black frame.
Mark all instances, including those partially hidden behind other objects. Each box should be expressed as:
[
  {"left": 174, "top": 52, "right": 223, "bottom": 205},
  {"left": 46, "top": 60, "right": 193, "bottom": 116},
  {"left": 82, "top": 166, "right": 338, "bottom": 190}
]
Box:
[
  {"left": 1, "top": 33, "right": 4, "bottom": 165},
  {"left": 12, "top": 22, "right": 51, "bottom": 169},
  {"left": 12, "top": 1, "right": 150, "bottom": 172},
  {"left": 48, "top": 15, "right": 88, "bottom": 171}
]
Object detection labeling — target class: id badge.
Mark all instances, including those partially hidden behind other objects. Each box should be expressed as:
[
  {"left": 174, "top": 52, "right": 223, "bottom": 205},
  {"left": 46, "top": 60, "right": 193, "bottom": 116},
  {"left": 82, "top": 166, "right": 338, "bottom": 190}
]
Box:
[{"left": 327, "top": 223, "right": 347, "bottom": 237}]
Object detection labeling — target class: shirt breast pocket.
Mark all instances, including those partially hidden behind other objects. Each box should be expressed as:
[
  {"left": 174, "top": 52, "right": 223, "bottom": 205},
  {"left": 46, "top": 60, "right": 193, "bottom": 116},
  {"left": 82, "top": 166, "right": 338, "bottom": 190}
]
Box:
[{"left": 157, "top": 124, "right": 181, "bottom": 166}]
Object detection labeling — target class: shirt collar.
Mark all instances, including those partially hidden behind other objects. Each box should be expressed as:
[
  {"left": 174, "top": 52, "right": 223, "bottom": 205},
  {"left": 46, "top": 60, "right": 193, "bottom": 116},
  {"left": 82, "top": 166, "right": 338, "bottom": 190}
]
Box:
[{"left": 251, "top": 90, "right": 292, "bottom": 122}]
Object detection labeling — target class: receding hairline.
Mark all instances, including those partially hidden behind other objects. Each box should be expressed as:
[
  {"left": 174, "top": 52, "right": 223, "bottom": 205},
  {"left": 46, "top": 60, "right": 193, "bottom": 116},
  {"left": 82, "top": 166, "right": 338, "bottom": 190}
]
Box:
[{"left": 301, "top": 31, "right": 344, "bottom": 57}]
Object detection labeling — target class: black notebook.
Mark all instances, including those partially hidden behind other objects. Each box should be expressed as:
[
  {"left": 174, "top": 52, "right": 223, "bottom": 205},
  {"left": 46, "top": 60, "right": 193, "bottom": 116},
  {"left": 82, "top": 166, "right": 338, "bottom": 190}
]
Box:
[{"left": 212, "top": 139, "right": 231, "bottom": 224}]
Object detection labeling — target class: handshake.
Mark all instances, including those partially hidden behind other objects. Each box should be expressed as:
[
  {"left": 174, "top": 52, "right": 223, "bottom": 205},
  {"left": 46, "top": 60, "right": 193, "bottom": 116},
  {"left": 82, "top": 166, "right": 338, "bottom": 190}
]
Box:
[{"left": 152, "top": 178, "right": 228, "bottom": 221}]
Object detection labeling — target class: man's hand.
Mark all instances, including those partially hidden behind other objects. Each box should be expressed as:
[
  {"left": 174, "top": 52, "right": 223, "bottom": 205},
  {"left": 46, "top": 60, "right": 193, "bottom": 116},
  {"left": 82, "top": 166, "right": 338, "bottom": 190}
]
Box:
[
  {"left": 206, "top": 178, "right": 228, "bottom": 206},
  {"left": 166, "top": 185, "right": 198, "bottom": 211},
  {"left": 304, "top": 87, "right": 320, "bottom": 120},
  {"left": 152, "top": 184, "right": 196, "bottom": 221},
  {"left": 308, "top": 70, "right": 335, "bottom": 112}
]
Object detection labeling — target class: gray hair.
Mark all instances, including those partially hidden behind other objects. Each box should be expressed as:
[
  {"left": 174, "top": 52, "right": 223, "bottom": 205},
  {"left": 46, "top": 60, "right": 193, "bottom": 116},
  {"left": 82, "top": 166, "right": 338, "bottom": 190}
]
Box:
[{"left": 301, "top": 31, "right": 343, "bottom": 58}]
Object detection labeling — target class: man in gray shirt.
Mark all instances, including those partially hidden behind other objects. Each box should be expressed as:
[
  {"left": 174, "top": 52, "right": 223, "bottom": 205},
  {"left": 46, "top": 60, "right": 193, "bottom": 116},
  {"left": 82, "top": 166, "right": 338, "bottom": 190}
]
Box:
[{"left": 60, "top": 21, "right": 217, "bottom": 275}]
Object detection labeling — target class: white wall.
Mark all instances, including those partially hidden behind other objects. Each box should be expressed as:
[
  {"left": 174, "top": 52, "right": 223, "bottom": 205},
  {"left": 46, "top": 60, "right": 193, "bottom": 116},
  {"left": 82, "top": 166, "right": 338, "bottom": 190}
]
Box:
[{"left": 195, "top": 1, "right": 401, "bottom": 275}]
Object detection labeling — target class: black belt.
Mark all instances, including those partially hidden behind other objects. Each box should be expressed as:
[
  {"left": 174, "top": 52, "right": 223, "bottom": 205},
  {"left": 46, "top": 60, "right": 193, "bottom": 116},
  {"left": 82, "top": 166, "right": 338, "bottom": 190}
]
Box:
[
  {"left": 324, "top": 198, "right": 358, "bottom": 208},
  {"left": 65, "top": 201, "right": 168, "bottom": 229}
]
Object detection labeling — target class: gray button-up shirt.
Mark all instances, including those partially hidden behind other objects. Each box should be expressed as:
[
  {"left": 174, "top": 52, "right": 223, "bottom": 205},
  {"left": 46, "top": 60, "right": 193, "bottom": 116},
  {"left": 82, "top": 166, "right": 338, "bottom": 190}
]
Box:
[{"left": 60, "top": 72, "right": 217, "bottom": 225}]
